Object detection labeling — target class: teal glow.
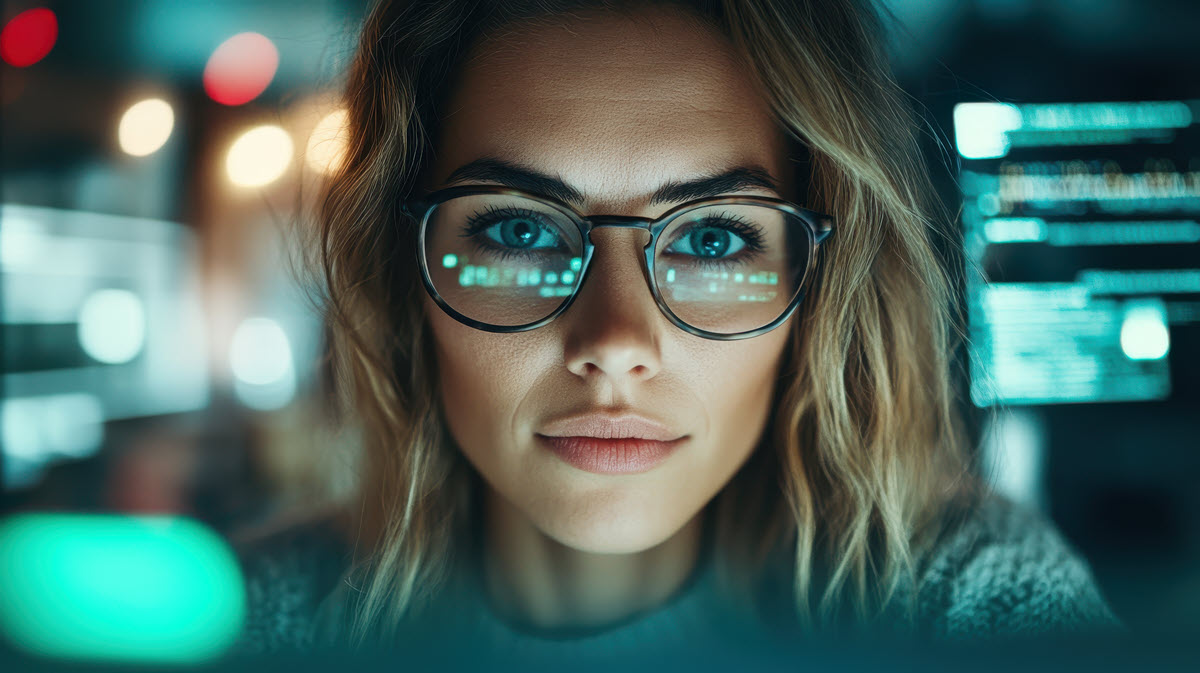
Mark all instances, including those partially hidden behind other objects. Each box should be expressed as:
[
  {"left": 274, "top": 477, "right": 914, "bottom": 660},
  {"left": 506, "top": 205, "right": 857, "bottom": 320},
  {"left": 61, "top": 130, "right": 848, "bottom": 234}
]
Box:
[
  {"left": 984, "top": 218, "right": 1048, "bottom": 243},
  {"left": 569, "top": 257, "right": 581, "bottom": 272},
  {"left": 954, "top": 102, "right": 1022, "bottom": 159},
  {"left": 561, "top": 270, "right": 575, "bottom": 284},
  {"left": 666, "top": 268, "right": 676, "bottom": 283},
  {"left": 545, "top": 272, "right": 558, "bottom": 285},
  {"left": 538, "top": 286, "right": 572, "bottom": 298},
  {"left": 955, "top": 101, "right": 1191, "bottom": 159},
  {"left": 1019, "top": 101, "right": 1191, "bottom": 132},
  {"left": 968, "top": 284, "right": 1171, "bottom": 406},
  {"left": 1047, "top": 220, "right": 1200, "bottom": 247},
  {"left": 1078, "top": 268, "right": 1200, "bottom": 295},
  {"left": 0, "top": 514, "right": 245, "bottom": 664},
  {"left": 442, "top": 253, "right": 457, "bottom": 269}
]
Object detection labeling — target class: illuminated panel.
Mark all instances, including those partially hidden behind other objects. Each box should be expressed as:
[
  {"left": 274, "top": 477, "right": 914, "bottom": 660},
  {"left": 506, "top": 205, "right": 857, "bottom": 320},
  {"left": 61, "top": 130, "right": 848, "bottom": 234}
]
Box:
[
  {"left": 969, "top": 285, "right": 1170, "bottom": 406},
  {"left": 955, "top": 100, "right": 1199, "bottom": 406},
  {"left": 955, "top": 101, "right": 1193, "bottom": 160},
  {"left": 0, "top": 205, "right": 209, "bottom": 488}
]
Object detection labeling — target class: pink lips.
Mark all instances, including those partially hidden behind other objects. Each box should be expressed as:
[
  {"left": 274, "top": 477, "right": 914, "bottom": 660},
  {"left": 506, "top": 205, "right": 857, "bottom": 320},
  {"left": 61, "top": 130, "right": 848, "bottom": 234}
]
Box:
[{"left": 537, "top": 412, "right": 686, "bottom": 475}]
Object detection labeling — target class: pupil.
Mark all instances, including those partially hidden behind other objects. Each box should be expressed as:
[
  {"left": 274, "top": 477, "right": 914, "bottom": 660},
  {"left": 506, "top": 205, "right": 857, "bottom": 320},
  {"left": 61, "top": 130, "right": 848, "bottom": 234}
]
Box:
[
  {"left": 503, "top": 219, "right": 536, "bottom": 247},
  {"left": 692, "top": 228, "right": 729, "bottom": 257}
]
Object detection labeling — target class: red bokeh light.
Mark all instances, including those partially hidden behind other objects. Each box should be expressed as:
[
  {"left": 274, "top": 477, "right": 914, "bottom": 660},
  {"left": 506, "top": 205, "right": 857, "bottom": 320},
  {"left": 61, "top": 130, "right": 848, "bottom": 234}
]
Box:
[
  {"left": 203, "top": 32, "right": 279, "bottom": 106},
  {"left": 0, "top": 8, "right": 58, "bottom": 68}
]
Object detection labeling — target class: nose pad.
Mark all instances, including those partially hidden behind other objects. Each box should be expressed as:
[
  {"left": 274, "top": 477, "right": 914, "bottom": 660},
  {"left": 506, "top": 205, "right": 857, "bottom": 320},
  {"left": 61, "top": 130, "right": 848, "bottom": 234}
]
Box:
[
  {"left": 562, "top": 227, "right": 663, "bottom": 383},
  {"left": 585, "top": 226, "right": 653, "bottom": 287}
]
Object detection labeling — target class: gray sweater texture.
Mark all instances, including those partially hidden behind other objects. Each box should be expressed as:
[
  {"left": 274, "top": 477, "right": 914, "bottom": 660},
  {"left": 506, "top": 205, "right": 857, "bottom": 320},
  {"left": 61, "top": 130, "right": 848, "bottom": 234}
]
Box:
[{"left": 232, "top": 493, "right": 1123, "bottom": 660}]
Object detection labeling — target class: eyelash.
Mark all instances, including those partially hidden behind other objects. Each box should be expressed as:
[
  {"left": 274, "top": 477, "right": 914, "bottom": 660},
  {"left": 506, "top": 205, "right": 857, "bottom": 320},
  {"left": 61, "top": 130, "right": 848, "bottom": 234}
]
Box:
[
  {"left": 677, "top": 213, "right": 766, "bottom": 249},
  {"left": 460, "top": 206, "right": 567, "bottom": 261}
]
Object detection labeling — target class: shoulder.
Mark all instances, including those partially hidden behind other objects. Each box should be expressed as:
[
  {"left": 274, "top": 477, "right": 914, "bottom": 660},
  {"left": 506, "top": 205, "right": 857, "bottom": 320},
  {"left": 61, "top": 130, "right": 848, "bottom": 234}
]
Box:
[
  {"left": 228, "top": 506, "right": 355, "bottom": 654},
  {"left": 916, "top": 492, "right": 1123, "bottom": 639}
]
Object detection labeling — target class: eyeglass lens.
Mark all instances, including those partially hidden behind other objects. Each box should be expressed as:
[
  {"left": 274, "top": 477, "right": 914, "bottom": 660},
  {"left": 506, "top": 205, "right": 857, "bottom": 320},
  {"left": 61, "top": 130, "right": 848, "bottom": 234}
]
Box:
[{"left": 422, "top": 194, "right": 813, "bottom": 335}]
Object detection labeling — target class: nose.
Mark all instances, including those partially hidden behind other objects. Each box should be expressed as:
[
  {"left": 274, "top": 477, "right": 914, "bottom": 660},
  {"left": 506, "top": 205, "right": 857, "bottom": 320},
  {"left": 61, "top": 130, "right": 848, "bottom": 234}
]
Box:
[{"left": 561, "top": 227, "right": 663, "bottom": 385}]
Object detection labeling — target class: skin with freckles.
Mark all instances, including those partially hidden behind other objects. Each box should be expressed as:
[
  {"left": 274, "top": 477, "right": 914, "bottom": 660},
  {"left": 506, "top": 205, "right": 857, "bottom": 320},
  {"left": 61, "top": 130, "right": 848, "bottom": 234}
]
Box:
[{"left": 423, "top": 7, "right": 796, "bottom": 630}]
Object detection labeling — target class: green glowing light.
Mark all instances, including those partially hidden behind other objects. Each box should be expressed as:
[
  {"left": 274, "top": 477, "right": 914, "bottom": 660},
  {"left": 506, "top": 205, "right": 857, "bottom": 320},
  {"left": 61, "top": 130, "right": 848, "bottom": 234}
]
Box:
[
  {"left": 569, "top": 257, "right": 582, "bottom": 272},
  {"left": 561, "top": 270, "right": 575, "bottom": 284},
  {"left": 442, "top": 253, "right": 457, "bottom": 269},
  {"left": 0, "top": 514, "right": 245, "bottom": 664},
  {"left": 546, "top": 272, "right": 558, "bottom": 285},
  {"left": 666, "top": 268, "right": 676, "bottom": 283}
]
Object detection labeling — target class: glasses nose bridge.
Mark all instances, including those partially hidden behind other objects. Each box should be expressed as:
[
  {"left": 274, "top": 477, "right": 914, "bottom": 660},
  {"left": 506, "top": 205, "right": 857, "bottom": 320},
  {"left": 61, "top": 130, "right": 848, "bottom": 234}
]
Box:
[{"left": 583, "top": 214, "right": 654, "bottom": 247}]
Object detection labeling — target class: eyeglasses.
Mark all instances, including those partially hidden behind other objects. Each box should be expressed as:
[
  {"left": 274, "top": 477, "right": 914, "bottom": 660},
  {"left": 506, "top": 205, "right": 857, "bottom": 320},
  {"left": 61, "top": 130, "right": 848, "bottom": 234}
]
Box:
[{"left": 404, "top": 185, "right": 834, "bottom": 341}]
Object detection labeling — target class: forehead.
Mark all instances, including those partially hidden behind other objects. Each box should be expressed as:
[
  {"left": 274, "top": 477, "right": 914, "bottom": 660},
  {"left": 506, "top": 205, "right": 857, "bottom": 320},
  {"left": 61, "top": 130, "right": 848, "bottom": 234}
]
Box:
[{"left": 430, "top": 8, "right": 790, "bottom": 209}]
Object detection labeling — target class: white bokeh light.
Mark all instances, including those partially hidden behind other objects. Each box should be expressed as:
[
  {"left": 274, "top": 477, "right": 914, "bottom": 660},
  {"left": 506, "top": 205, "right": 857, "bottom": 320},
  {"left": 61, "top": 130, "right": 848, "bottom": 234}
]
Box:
[
  {"left": 118, "top": 98, "right": 175, "bottom": 157},
  {"left": 226, "top": 125, "right": 293, "bottom": 187},
  {"left": 77, "top": 289, "right": 146, "bottom": 364},
  {"left": 230, "top": 317, "right": 297, "bottom": 411},
  {"left": 954, "top": 102, "right": 1022, "bottom": 160},
  {"left": 230, "top": 317, "right": 293, "bottom": 385},
  {"left": 305, "top": 109, "right": 349, "bottom": 175},
  {"left": 1120, "top": 303, "right": 1170, "bottom": 361}
]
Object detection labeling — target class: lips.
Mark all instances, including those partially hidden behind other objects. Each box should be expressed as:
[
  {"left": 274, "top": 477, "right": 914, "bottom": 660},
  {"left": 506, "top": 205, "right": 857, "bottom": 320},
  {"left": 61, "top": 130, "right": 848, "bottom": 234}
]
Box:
[
  {"left": 537, "top": 436, "right": 684, "bottom": 475},
  {"left": 537, "top": 411, "right": 687, "bottom": 475}
]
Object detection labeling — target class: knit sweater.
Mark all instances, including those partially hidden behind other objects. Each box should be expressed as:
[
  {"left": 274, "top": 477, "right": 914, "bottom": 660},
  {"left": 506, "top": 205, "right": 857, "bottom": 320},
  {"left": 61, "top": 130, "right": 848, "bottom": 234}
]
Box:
[{"left": 231, "top": 493, "right": 1123, "bottom": 662}]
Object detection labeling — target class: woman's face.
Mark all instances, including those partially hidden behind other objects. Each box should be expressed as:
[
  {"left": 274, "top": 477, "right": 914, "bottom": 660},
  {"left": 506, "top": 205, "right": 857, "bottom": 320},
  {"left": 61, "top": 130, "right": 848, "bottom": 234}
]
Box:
[{"left": 425, "top": 8, "right": 795, "bottom": 553}]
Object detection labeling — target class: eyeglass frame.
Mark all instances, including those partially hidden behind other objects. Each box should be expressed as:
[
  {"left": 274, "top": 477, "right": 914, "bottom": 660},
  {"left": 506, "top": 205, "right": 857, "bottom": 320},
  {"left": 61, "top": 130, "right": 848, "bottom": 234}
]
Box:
[{"left": 402, "top": 185, "right": 835, "bottom": 341}]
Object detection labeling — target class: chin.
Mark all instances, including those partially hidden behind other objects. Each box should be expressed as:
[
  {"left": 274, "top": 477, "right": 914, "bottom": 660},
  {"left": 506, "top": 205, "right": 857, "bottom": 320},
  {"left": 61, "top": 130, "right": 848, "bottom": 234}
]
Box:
[{"left": 528, "top": 490, "right": 694, "bottom": 555}]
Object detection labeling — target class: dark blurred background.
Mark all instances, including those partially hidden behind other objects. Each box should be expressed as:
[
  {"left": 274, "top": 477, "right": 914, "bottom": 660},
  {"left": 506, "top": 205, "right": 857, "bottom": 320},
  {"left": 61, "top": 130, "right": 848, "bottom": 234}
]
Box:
[{"left": 1, "top": 0, "right": 1198, "bottom": 664}]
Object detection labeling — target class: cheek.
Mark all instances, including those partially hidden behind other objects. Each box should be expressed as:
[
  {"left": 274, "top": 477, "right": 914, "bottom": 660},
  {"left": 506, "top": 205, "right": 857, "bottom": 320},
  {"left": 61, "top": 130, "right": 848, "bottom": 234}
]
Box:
[
  {"left": 425, "top": 302, "right": 548, "bottom": 458},
  {"left": 693, "top": 330, "right": 789, "bottom": 462}
]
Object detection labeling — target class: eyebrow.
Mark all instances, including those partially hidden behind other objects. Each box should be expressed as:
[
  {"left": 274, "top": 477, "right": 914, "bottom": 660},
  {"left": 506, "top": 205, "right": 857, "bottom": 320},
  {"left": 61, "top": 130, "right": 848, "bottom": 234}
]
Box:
[{"left": 442, "top": 157, "right": 781, "bottom": 206}]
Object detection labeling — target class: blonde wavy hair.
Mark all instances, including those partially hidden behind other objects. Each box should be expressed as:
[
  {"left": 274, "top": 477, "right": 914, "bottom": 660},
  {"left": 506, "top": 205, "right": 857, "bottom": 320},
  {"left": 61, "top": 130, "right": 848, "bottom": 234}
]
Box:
[{"left": 313, "top": 0, "right": 982, "bottom": 647}]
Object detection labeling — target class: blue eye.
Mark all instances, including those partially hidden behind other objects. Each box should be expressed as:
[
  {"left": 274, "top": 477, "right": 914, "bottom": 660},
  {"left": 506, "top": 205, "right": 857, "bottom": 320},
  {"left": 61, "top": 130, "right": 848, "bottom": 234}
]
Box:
[
  {"left": 463, "top": 207, "right": 566, "bottom": 251},
  {"left": 666, "top": 224, "right": 748, "bottom": 259},
  {"left": 483, "top": 216, "right": 561, "bottom": 250}
]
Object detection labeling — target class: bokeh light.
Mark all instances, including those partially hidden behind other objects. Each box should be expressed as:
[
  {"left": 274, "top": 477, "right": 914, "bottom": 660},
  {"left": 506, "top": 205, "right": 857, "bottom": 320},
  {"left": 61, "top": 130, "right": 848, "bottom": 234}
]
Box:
[
  {"left": 77, "top": 289, "right": 146, "bottom": 365},
  {"left": 1120, "top": 303, "right": 1171, "bottom": 361},
  {"left": 0, "top": 8, "right": 57, "bottom": 68},
  {"left": 203, "top": 32, "right": 278, "bottom": 106},
  {"left": 118, "top": 98, "right": 175, "bottom": 157},
  {"left": 225, "top": 125, "right": 293, "bottom": 187},
  {"left": 305, "top": 108, "right": 349, "bottom": 175},
  {"left": 0, "top": 514, "right": 245, "bottom": 663},
  {"left": 230, "top": 317, "right": 296, "bottom": 410},
  {"left": 230, "top": 317, "right": 292, "bottom": 386}
]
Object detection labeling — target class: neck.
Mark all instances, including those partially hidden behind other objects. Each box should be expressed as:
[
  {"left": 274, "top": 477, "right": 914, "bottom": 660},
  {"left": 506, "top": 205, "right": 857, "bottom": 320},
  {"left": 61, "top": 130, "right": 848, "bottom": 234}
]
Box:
[{"left": 479, "top": 486, "right": 705, "bottom": 631}]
